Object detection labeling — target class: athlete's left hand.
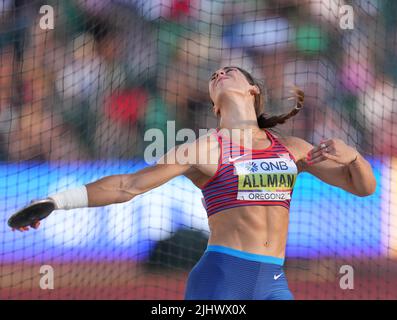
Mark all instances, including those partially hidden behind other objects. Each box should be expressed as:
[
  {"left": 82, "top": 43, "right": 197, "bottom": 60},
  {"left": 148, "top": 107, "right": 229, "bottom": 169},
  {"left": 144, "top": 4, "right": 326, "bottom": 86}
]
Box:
[{"left": 306, "top": 138, "right": 358, "bottom": 166}]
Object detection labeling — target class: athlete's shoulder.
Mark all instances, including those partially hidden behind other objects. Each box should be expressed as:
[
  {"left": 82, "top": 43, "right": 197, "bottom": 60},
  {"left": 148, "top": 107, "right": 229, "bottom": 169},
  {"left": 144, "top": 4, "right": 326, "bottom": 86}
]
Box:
[
  {"left": 277, "top": 135, "right": 314, "bottom": 161},
  {"left": 281, "top": 135, "right": 313, "bottom": 148},
  {"left": 195, "top": 129, "right": 221, "bottom": 162},
  {"left": 159, "top": 129, "right": 219, "bottom": 166},
  {"left": 192, "top": 129, "right": 219, "bottom": 152}
]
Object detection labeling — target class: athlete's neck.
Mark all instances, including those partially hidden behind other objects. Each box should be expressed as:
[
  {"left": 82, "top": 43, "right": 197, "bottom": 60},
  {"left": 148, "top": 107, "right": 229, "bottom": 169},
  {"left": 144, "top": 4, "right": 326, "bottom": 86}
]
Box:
[
  {"left": 216, "top": 92, "right": 259, "bottom": 130},
  {"left": 214, "top": 91, "right": 268, "bottom": 146}
]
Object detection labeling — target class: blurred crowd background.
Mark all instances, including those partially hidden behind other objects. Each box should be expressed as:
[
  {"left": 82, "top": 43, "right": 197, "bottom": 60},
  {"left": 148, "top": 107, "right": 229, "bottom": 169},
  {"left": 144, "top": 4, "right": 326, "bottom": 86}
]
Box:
[{"left": 0, "top": 0, "right": 396, "bottom": 162}]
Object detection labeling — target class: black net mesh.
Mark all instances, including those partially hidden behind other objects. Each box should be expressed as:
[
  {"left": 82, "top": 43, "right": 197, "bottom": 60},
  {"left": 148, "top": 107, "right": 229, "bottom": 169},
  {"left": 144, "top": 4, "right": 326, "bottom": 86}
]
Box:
[{"left": 0, "top": 0, "right": 396, "bottom": 299}]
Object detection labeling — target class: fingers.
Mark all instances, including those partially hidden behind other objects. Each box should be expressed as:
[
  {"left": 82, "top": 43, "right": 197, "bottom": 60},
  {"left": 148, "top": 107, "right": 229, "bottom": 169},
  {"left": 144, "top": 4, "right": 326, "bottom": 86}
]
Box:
[
  {"left": 307, "top": 153, "right": 327, "bottom": 165},
  {"left": 310, "top": 145, "right": 335, "bottom": 161},
  {"left": 11, "top": 221, "right": 40, "bottom": 232},
  {"left": 12, "top": 226, "right": 30, "bottom": 232},
  {"left": 321, "top": 152, "right": 339, "bottom": 162},
  {"left": 307, "top": 140, "right": 328, "bottom": 159},
  {"left": 306, "top": 139, "right": 335, "bottom": 165},
  {"left": 31, "top": 221, "right": 41, "bottom": 229},
  {"left": 307, "top": 151, "right": 338, "bottom": 165}
]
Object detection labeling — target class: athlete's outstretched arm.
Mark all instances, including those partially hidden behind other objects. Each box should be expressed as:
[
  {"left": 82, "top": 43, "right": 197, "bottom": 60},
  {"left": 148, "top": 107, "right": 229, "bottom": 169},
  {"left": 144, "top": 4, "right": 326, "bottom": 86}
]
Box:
[
  {"left": 83, "top": 133, "right": 215, "bottom": 207},
  {"left": 64, "top": 142, "right": 197, "bottom": 208},
  {"left": 85, "top": 161, "right": 191, "bottom": 207},
  {"left": 13, "top": 143, "right": 198, "bottom": 232}
]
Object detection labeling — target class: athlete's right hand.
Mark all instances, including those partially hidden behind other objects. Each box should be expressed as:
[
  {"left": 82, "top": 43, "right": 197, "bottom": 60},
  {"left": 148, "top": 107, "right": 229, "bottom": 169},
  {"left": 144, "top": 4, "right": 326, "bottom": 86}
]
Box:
[
  {"left": 11, "top": 199, "right": 52, "bottom": 232},
  {"left": 12, "top": 220, "right": 41, "bottom": 232}
]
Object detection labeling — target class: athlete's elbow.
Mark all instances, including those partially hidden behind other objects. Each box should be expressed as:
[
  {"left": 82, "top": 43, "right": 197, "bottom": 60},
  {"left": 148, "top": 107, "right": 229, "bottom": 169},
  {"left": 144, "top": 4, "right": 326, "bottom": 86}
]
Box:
[
  {"left": 354, "top": 180, "right": 377, "bottom": 197},
  {"left": 365, "top": 177, "right": 377, "bottom": 196},
  {"left": 115, "top": 190, "right": 137, "bottom": 203},
  {"left": 119, "top": 174, "right": 142, "bottom": 202}
]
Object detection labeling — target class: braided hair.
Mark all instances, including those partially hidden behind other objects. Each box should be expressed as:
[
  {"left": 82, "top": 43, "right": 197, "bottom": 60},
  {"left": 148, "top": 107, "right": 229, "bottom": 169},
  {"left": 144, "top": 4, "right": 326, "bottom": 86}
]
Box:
[{"left": 256, "top": 98, "right": 304, "bottom": 129}]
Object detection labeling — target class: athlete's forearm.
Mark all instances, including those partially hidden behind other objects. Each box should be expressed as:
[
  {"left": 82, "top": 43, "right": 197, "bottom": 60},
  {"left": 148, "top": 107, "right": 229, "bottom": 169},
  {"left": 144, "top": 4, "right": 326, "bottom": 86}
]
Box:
[
  {"left": 85, "top": 174, "right": 136, "bottom": 207},
  {"left": 48, "top": 174, "right": 136, "bottom": 210},
  {"left": 347, "top": 153, "right": 377, "bottom": 196}
]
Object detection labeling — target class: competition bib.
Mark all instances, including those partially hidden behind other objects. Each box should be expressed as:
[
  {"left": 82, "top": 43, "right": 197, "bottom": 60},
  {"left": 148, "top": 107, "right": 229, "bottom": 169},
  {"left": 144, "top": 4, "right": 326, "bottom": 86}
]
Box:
[{"left": 233, "top": 158, "right": 298, "bottom": 201}]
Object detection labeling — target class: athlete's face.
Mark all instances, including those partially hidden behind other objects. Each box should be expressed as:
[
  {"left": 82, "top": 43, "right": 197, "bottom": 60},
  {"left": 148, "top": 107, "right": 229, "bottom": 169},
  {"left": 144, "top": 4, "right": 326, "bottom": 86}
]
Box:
[{"left": 209, "top": 67, "right": 259, "bottom": 113}]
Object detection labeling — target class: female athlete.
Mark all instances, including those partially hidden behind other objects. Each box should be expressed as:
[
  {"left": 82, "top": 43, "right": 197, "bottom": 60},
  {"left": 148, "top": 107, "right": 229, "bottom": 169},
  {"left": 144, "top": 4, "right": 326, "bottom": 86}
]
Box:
[{"left": 13, "top": 66, "right": 377, "bottom": 300}]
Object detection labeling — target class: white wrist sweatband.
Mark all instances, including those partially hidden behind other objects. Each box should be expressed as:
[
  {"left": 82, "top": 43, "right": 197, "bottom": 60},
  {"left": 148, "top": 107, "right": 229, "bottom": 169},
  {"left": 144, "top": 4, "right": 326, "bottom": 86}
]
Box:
[{"left": 48, "top": 186, "right": 89, "bottom": 210}]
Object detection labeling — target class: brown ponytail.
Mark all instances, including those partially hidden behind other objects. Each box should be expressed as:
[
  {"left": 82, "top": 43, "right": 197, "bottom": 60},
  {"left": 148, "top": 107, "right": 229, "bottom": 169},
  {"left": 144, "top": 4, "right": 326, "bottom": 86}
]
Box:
[{"left": 257, "top": 94, "right": 304, "bottom": 128}]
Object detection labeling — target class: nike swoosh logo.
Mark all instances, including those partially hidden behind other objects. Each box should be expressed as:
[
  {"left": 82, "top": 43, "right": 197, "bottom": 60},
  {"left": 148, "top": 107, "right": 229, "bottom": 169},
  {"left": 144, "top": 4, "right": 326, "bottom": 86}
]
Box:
[
  {"left": 228, "top": 154, "right": 247, "bottom": 162},
  {"left": 273, "top": 273, "right": 283, "bottom": 280}
]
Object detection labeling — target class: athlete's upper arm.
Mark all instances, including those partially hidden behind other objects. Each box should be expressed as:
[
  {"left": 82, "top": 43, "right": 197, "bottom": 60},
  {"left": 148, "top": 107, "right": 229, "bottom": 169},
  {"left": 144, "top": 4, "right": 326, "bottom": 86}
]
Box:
[{"left": 287, "top": 136, "right": 354, "bottom": 193}]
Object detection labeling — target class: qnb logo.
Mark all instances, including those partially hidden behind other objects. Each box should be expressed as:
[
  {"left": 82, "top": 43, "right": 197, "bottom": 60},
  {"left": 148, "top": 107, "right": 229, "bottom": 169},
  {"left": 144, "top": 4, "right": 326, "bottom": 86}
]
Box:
[
  {"left": 245, "top": 162, "right": 258, "bottom": 173},
  {"left": 259, "top": 161, "right": 289, "bottom": 171}
]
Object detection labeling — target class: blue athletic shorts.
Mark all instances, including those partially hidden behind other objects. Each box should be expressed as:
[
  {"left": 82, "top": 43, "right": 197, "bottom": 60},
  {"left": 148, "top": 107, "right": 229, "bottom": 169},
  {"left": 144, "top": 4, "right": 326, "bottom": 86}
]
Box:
[{"left": 184, "top": 245, "right": 294, "bottom": 300}]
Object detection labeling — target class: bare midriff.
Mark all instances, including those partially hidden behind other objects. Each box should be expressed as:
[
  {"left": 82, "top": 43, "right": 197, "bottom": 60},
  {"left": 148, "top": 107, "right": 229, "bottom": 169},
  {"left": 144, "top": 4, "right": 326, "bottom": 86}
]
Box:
[{"left": 207, "top": 205, "right": 289, "bottom": 259}]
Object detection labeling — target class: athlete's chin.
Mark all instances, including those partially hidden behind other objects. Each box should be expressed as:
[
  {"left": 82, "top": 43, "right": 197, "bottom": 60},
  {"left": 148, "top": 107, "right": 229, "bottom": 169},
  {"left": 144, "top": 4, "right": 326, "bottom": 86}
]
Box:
[
  {"left": 214, "top": 87, "right": 244, "bottom": 101},
  {"left": 216, "top": 80, "right": 234, "bottom": 89}
]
